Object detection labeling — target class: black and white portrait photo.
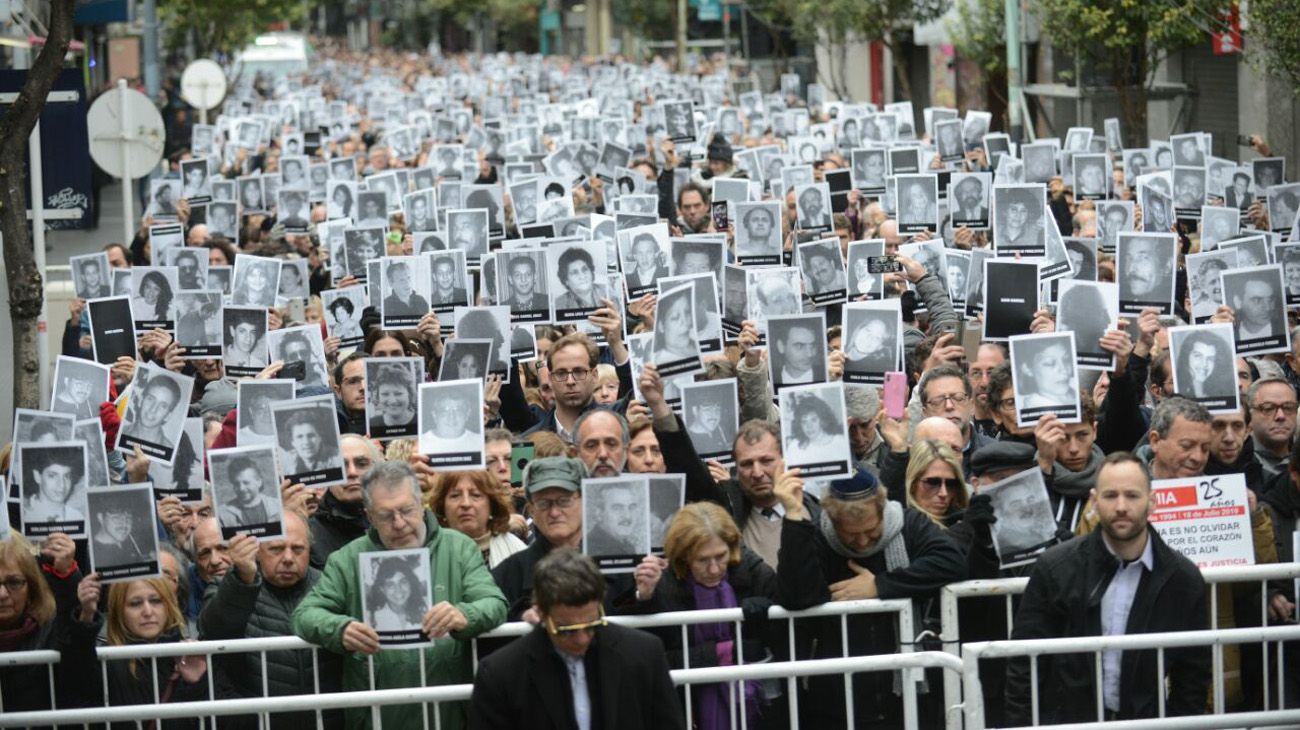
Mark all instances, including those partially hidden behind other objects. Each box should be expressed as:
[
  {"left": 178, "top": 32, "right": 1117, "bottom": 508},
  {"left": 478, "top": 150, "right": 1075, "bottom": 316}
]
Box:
[
  {"left": 237, "top": 379, "right": 294, "bottom": 447},
  {"left": 1252, "top": 157, "right": 1285, "bottom": 193},
  {"left": 360, "top": 549, "right": 433, "bottom": 647},
  {"left": 1169, "top": 323, "right": 1239, "bottom": 413},
  {"left": 116, "top": 363, "right": 193, "bottom": 464},
  {"left": 18, "top": 442, "right": 88, "bottom": 538},
  {"left": 842, "top": 301, "right": 902, "bottom": 385},
  {"left": 778, "top": 382, "right": 852, "bottom": 479},
  {"left": 342, "top": 226, "right": 385, "bottom": 281},
  {"left": 548, "top": 241, "right": 611, "bottom": 323},
  {"left": 327, "top": 180, "right": 357, "bottom": 221},
  {"left": 851, "top": 148, "right": 887, "bottom": 194},
  {"left": 272, "top": 395, "right": 345, "bottom": 487},
  {"left": 1072, "top": 154, "right": 1110, "bottom": 201},
  {"left": 365, "top": 358, "right": 421, "bottom": 441},
  {"left": 935, "top": 118, "right": 965, "bottom": 163},
  {"left": 404, "top": 190, "right": 436, "bottom": 233},
  {"left": 669, "top": 239, "right": 723, "bottom": 279},
  {"left": 994, "top": 184, "right": 1047, "bottom": 254},
  {"left": 1063, "top": 237, "right": 1098, "bottom": 282},
  {"left": 1139, "top": 184, "right": 1175, "bottom": 233},
  {"left": 88, "top": 485, "right": 159, "bottom": 582},
  {"left": 230, "top": 255, "right": 281, "bottom": 308},
  {"left": 1225, "top": 169, "right": 1254, "bottom": 210},
  {"left": 896, "top": 174, "right": 940, "bottom": 235},
  {"left": 1096, "top": 201, "right": 1134, "bottom": 253},
  {"left": 1009, "top": 332, "right": 1081, "bottom": 427},
  {"left": 680, "top": 378, "right": 738, "bottom": 461},
  {"left": 355, "top": 190, "right": 390, "bottom": 227},
  {"left": 495, "top": 249, "right": 549, "bottom": 321},
  {"left": 618, "top": 224, "right": 671, "bottom": 299},
  {"left": 846, "top": 239, "right": 885, "bottom": 300},
  {"left": 949, "top": 173, "right": 991, "bottom": 229},
  {"left": 1172, "top": 166, "right": 1208, "bottom": 217},
  {"left": 651, "top": 283, "right": 703, "bottom": 378},
  {"left": 1220, "top": 234, "right": 1269, "bottom": 268},
  {"left": 1223, "top": 264, "right": 1288, "bottom": 355},
  {"left": 208, "top": 444, "right": 284, "bottom": 540},
  {"left": 148, "top": 179, "right": 180, "bottom": 219},
  {"left": 268, "top": 325, "right": 330, "bottom": 391},
  {"left": 418, "top": 379, "right": 485, "bottom": 469},
  {"left": 238, "top": 175, "right": 266, "bottom": 212},
  {"left": 722, "top": 265, "right": 747, "bottom": 335},
  {"left": 745, "top": 267, "right": 803, "bottom": 325},
  {"left": 379, "top": 256, "right": 431, "bottom": 329},
  {"left": 1200, "top": 206, "right": 1240, "bottom": 251},
  {"left": 147, "top": 416, "right": 204, "bottom": 502},
  {"left": 277, "top": 258, "right": 309, "bottom": 302},
  {"left": 983, "top": 259, "right": 1039, "bottom": 340},
  {"left": 445, "top": 208, "right": 490, "bottom": 265},
  {"left": 1267, "top": 183, "right": 1300, "bottom": 236},
  {"left": 426, "top": 250, "right": 471, "bottom": 319},
  {"left": 1280, "top": 245, "right": 1300, "bottom": 306},
  {"left": 439, "top": 339, "right": 493, "bottom": 382},
  {"left": 278, "top": 189, "right": 311, "bottom": 233},
  {"left": 583, "top": 476, "right": 651, "bottom": 573},
  {"left": 793, "top": 182, "right": 833, "bottom": 233},
  {"left": 662, "top": 100, "right": 696, "bottom": 144},
  {"left": 322, "top": 286, "right": 367, "bottom": 347},
  {"left": 71, "top": 252, "right": 113, "bottom": 299},
  {"left": 797, "top": 240, "right": 848, "bottom": 306},
  {"left": 222, "top": 306, "right": 269, "bottom": 378},
  {"left": 1021, "top": 143, "right": 1057, "bottom": 184},
  {"left": 945, "top": 250, "right": 971, "bottom": 306},
  {"left": 85, "top": 296, "right": 136, "bottom": 365},
  {"left": 1056, "top": 280, "right": 1118, "bottom": 370},
  {"left": 174, "top": 291, "right": 223, "bottom": 358},
  {"left": 1186, "top": 250, "right": 1238, "bottom": 322},
  {"left": 453, "top": 306, "right": 511, "bottom": 378},
  {"left": 733, "top": 201, "right": 783, "bottom": 264},
  {"left": 130, "top": 267, "right": 178, "bottom": 330},
  {"left": 1116, "top": 232, "right": 1177, "bottom": 315},
  {"left": 983, "top": 467, "right": 1059, "bottom": 568},
  {"left": 51, "top": 356, "right": 109, "bottom": 419},
  {"left": 179, "top": 159, "right": 212, "bottom": 202},
  {"left": 899, "top": 239, "right": 948, "bottom": 293},
  {"left": 766, "top": 312, "right": 827, "bottom": 391}
]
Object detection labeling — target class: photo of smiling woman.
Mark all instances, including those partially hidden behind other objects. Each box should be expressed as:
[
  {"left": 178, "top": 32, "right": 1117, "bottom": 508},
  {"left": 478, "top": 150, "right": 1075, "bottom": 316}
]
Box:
[
  {"left": 222, "top": 306, "right": 269, "bottom": 378},
  {"left": 365, "top": 358, "right": 422, "bottom": 440},
  {"left": 231, "top": 255, "right": 281, "bottom": 308},
  {"left": 1009, "top": 332, "right": 1081, "bottom": 427},
  {"left": 652, "top": 284, "right": 703, "bottom": 378},
  {"left": 1169, "top": 324, "right": 1240, "bottom": 414},
  {"left": 361, "top": 550, "right": 432, "bottom": 646},
  {"left": 131, "top": 269, "right": 176, "bottom": 329},
  {"left": 550, "top": 243, "right": 610, "bottom": 323}
]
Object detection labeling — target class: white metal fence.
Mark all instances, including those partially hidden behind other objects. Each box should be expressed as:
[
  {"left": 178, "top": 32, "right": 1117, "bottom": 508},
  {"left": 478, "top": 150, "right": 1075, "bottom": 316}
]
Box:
[{"left": 940, "top": 562, "right": 1300, "bottom": 729}]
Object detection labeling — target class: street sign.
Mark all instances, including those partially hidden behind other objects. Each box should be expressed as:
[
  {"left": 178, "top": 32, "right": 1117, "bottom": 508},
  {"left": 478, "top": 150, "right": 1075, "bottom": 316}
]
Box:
[
  {"left": 87, "top": 80, "right": 166, "bottom": 246},
  {"left": 180, "top": 59, "right": 227, "bottom": 114}
]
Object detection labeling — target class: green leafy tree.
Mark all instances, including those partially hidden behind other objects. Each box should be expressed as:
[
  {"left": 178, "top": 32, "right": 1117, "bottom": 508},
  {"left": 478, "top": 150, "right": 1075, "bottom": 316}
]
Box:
[
  {"left": 158, "top": 0, "right": 308, "bottom": 58},
  {"left": 1029, "top": 0, "right": 1224, "bottom": 145},
  {"left": 1247, "top": 0, "right": 1300, "bottom": 95},
  {"left": 947, "top": 0, "right": 1006, "bottom": 102}
]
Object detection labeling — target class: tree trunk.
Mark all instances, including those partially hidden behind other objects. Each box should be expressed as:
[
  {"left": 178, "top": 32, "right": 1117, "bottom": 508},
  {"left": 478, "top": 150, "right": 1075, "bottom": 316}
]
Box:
[{"left": 0, "top": 0, "right": 77, "bottom": 411}]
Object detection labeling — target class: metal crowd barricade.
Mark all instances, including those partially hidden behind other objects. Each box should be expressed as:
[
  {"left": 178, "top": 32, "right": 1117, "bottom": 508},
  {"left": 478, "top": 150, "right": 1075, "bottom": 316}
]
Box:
[
  {"left": 959, "top": 624, "right": 1300, "bottom": 730},
  {"left": 940, "top": 562, "right": 1300, "bottom": 729},
  {"left": 471, "top": 598, "right": 922, "bottom": 730},
  {"left": 0, "top": 649, "right": 60, "bottom": 713},
  {"left": 0, "top": 652, "right": 966, "bottom": 729}
]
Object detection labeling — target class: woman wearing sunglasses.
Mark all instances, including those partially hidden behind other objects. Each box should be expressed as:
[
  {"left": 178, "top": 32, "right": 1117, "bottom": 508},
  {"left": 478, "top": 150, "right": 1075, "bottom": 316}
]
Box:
[{"left": 904, "top": 439, "right": 969, "bottom": 527}]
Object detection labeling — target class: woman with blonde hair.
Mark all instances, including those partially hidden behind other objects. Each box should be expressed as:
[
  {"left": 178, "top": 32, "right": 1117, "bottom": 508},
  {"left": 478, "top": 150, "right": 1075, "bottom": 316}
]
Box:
[
  {"left": 428, "top": 470, "right": 526, "bottom": 567},
  {"left": 626, "top": 502, "right": 778, "bottom": 729},
  {"left": 904, "top": 439, "right": 969, "bottom": 527},
  {"left": 66, "top": 576, "right": 225, "bottom": 726}
]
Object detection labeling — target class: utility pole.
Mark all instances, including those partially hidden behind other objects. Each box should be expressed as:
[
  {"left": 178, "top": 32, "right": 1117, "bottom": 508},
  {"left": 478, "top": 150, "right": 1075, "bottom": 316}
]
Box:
[
  {"left": 143, "top": 0, "right": 159, "bottom": 99},
  {"left": 676, "top": 0, "right": 687, "bottom": 72},
  {"left": 1005, "top": 0, "right": 1022, "bottom": 142}
]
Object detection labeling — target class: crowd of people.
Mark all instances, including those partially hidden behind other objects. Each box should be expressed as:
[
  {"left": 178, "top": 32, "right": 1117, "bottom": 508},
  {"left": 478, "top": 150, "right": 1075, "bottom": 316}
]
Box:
[{"left": 4, "top": 40, "right": 1300, "bottom": 729}]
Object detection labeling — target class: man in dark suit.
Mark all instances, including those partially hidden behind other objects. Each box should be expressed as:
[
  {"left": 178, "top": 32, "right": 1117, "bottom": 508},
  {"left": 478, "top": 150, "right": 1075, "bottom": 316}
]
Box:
[
  {"left": 470, "top": 550, "right": 685, "bottom": 730},
  {"left": 502, "top": 255, "right": 549, "bottom": 312}
]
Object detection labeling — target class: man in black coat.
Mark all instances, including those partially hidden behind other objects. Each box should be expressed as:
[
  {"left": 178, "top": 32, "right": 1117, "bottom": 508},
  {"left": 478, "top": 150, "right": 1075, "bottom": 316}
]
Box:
[
  {"left": 470, "top": 550, "right": 685, "bottom": 730},
  {"left": 308, "top": 435, "right": 374, "bottom": 569},
  {"left": 1005, "top": 451, "right": 1209, "bottom": 725},
  {"left": 774, "top": 467, "right": 966, "bottom": 728}
]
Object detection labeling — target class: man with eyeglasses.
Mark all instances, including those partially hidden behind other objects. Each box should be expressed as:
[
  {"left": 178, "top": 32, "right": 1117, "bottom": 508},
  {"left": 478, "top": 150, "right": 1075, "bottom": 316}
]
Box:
[
  {"left": 914, "top": 366, "right": 994, "bottom": 477},
  {"left": 309, "top": 434, "right": 377, "bottom": 569},
  {"left": 1245, "top": 378, "right": 1297, "bottom": 480},
  {"left": 294, "top": 461, "right": 506, "bottom": 729},
  {"left": 471, "top": 550, "right": 684, "bottom": 730},
  {"left": 499, "top": 330, "right": 631, "bottom": 442},
  {"left": 492, "top": 457, "right": 593, "bottom": 620}
]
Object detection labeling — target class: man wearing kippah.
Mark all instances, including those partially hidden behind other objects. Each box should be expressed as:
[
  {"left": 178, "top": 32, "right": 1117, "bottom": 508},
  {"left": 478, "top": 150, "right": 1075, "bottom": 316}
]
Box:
[{"left": 772, "top": 465, "right": 965, "bottom": 727}]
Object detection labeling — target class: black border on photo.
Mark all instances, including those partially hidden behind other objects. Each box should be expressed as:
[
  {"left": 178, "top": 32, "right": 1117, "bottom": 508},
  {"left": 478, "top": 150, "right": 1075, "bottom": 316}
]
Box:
[
  {"left": 984, "top": 467, "right": 1060, "bottom": 568},
  {"left": 360, "top": 548, "right": 434, "bottom": 648},
  {"left": 88, "top": 484, "right": 161, "bottom": 582},
  {"left": 1168, "top": 323, "right": 1240, "bottom": 414},
  {"left": 1221, "top": 263, "right": 1289, "bottom": 355},
  {"left": 1116, "top": 232, "right": 1177, "bottom": 315},
  {"left": 1009, "top": 332, "right": 1082, "bottom": 427},
  {"left": 841, "top": 301, "right": 902, "bottom": 385},
  {"left": 777, "top": 382, "right": 852, "bottom": 479},
  {"left": 894, "top": 174, "right": 940, "bottom": 235},
  {"left": 418, "top": 379, "right": 486, "bottom": 470},
  {"left": 116, "top": 363, "right": 193, "bottom": 464},
  {"left": 680, "top": 379, "right": 738, "bottom": 464},
  {"left": 582, "top": 476, "right": 652, "bottom": 574},
  {"left": 1056, "top": 280, "right": 1118, "bottom": 370},
  {"left": 208, "top": 444, "right": 285, "bottom": 541},
  {"left": 17, "top": 441, "right": 88, "bottom": 538},
  {"left": 272, "top": 395, "right": 346, "bottom": 488},
  {"left": 982, "top": 259, "right": 1039, "bottom": 340}
]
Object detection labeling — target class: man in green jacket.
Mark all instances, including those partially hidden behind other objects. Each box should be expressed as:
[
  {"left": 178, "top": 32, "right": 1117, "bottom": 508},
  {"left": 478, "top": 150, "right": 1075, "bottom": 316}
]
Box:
[{"left": 292, "top": 461, "right": 507, "bottom": 729}]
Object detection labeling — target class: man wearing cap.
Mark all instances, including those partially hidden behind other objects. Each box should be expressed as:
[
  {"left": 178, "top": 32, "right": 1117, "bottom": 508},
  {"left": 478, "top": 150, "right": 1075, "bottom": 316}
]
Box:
[
  {"left": 1005, "top": 452, "right": 1209, "bottom": 724},
  {"left": 692, "top": 133, "right": 740, "bottom": 186},
  {"left": 492, "top": 457, "right": 592, "bottom": 620},
  {"left": 774, "top": 466, "right": 966, "bottom": 727}
]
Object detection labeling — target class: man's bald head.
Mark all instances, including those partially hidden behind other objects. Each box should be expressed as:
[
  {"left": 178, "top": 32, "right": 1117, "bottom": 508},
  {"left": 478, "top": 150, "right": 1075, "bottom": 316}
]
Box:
[{"left": 914, "top": 416, "right": 964, "bottom": 453}]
